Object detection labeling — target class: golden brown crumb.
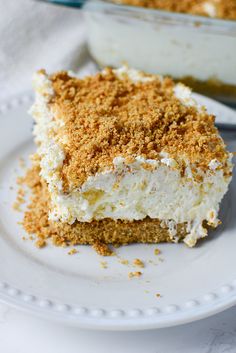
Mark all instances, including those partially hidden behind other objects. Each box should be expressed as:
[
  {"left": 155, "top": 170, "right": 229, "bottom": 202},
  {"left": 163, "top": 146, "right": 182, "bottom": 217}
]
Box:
[
  {"left": 114, "top": 0, "right": 236, "bottom": 20},
  {"left": 154, "top": 248, "right": 161, "bottom": 255},
  {"left": 119, "top": 259, "right": 129, "bottom": 265},
  {"left": 35, "top": 239, "right": 46, "bottom": 248},
  {"left": 48, "top": 69, "right": 229, "bottom": 191},
  {"left": 156, "top": 293, "right": 161, "bottom": 298},
  {"left": 92, "top": 242, "right": 114, "bottom": 256},
  {"left": 133, "top": 258, "right": 145, "bottom": 268},
  {"left": 12, "top": 187, "right": 26, "bottom": 211},
  {"left": 128, "top": 271, "right": 142, "bottom": 278},
  {"left": 68, "top": 248, "right": 77, "bottom": 255},
  {"left": 100, "top": 261, "right": 108, "bottom": 269}
]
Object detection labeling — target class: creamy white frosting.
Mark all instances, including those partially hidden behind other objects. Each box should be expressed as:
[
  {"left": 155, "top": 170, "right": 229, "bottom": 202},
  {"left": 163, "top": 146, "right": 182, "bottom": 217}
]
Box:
[
  {"left": 202, "top": 2, "right": 217, "bottom": 17},
  {"left": 174, "top": 83, "right": 197, "bottom": 107},
  {"left": 29, "top": 72, "right": 65, "bottom": 192},
  {"left": 113, "top": 66, "right": 158, "bottom": 83},
  {"left": 30, "top": 68, "right": 233, "bottom": 247}
]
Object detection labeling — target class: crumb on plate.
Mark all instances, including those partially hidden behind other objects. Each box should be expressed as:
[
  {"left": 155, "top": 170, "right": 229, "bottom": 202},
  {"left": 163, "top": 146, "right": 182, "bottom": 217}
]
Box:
[{"left": 128, "top": 271, "right": 142, "bottom": 278}]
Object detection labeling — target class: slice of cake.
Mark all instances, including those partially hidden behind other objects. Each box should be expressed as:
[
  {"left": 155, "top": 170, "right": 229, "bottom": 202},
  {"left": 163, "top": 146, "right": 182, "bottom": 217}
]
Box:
[{"left": 25, "top": 67, "right": 233, "bottom": 248}]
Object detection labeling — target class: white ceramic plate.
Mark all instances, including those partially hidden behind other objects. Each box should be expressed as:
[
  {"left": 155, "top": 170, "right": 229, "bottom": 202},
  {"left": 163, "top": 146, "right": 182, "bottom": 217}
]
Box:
[{"left": 0, "top": 92, "right": 235, "bottom": 331}]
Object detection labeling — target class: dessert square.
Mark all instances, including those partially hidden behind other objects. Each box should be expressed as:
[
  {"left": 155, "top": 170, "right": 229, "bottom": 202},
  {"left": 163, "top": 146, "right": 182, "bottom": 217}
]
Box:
[{"left": 25, "top": 67, "right": 232, "bottom": 248}]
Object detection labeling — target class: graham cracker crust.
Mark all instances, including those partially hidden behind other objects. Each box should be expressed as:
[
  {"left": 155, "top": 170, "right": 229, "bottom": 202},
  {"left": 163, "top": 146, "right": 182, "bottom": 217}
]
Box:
[{"left": 21, "top": 165, "right": 187, "bottom": 252}]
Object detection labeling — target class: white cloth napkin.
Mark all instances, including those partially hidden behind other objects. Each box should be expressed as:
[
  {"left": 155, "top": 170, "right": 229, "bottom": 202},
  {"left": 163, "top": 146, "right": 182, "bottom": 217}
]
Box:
[{"left": 0, "top": 0, "right": 96, "bottom": 101}]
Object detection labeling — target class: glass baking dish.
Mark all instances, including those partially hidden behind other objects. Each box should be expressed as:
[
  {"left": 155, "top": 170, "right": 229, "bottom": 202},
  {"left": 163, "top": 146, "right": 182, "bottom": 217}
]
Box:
[{"left": 43, "top": 0, "right": 236, "bottom": 105}]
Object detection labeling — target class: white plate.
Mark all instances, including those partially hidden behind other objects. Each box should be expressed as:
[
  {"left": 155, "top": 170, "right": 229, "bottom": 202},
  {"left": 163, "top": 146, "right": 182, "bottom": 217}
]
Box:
[{"left": 0, "top": 91, "right": 235, "bottom": 331}]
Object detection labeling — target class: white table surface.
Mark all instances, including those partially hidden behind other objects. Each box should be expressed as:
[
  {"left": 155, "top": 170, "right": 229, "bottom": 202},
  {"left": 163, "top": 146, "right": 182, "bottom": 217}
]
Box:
[{"left": 1, "top": 303, "right": 236, "bottom": 352}]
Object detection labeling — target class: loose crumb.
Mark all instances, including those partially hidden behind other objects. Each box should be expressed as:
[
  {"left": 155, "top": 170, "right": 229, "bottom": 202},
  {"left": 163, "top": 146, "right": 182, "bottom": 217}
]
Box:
[
  {"left": 119, "top": 259, "right": 129, "bottom": 265},
  {"left": 68, "top": 248, "right": 77, "bottom": 255},
  {"left": 92, "top": 242, "right": 114, "bottom": 256},
  {"left": 128, "top": 271, "right": 142, "bottom": 278},
  {"left": 12, "top": 187, "right": 26, "bottom": 211},
  {"left": 154, "top": 248, "right": 161, "bottom": 255},
  {"left": 35, "top": 239, "right": 46, "bottom": 248},
  {"left": 133, "top": 258, "right": 145, "bottom": 268},
  {"left": 156, "top": 293, "right": 161, "bottom": 298},
  {"left": 100, "top": 261, "right": 108, "bottom": 269}
]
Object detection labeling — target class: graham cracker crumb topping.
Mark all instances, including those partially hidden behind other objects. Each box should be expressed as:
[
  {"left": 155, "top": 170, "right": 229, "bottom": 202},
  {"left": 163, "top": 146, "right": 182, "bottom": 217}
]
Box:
[{"left": 49, "top": 68, "right": 228, "bottom": 190}]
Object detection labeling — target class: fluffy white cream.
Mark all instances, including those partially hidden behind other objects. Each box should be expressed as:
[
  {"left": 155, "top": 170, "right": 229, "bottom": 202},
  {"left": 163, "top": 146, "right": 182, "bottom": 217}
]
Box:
[
  {"left": 113, "top": 66, "right": 158, "bottom": 83},
  {"left": 174, "top": 83, "right": 197, "bottom": 107},
  {"left": 31, "top": 69, "right": 233, "bottom": 247},
  {"left": 202, "top": 2, "right": 217, "bottom": 17},
  {"left": 49, "top": 155, "right": 231, "bottom": 246},
  {"left": 29, "top": 71, "right": 65, "bottom": 192}
]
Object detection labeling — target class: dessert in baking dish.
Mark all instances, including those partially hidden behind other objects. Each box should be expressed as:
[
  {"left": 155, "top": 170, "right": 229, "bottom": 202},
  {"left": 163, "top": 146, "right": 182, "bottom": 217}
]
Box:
[{"left": 84, "top": 0, "right": 236, "bottom": 103}]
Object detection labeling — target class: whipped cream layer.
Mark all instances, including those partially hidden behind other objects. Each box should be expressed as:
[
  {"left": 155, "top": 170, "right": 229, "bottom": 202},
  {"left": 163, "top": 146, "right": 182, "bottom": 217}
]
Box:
[{"left": 30, "top": 68, "right": 233, "bottom": 247}]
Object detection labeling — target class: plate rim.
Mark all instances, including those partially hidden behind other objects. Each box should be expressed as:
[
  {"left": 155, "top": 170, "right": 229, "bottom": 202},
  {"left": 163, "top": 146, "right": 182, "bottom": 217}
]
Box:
[
  {"left": 0, "top": 90, "right": 236, "bottom": 331},
  {"left": 0, "top": 277, "right": 236, "bottom": 330}
]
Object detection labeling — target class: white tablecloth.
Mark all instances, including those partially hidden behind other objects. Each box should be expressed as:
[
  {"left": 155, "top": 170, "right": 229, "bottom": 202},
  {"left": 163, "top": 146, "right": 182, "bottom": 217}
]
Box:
[{"left": 0, "top": 0, "right": 97, "bottom": 101}]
